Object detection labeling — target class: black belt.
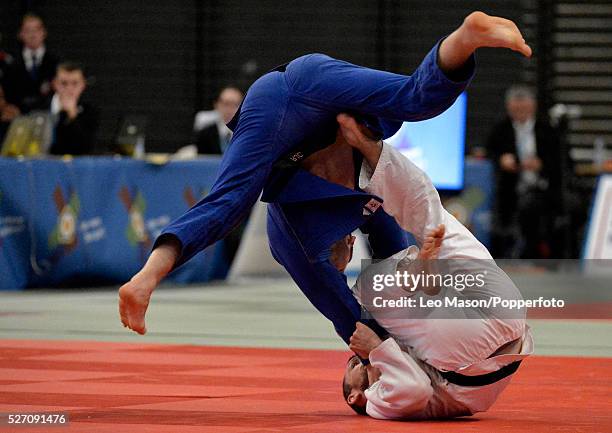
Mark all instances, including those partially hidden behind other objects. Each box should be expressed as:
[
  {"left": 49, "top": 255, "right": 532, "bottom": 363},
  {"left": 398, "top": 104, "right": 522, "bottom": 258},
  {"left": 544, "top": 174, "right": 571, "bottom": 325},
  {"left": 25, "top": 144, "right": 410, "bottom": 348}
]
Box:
[{"left": 440, "top": 360, "right": 522, "bottom": 387}]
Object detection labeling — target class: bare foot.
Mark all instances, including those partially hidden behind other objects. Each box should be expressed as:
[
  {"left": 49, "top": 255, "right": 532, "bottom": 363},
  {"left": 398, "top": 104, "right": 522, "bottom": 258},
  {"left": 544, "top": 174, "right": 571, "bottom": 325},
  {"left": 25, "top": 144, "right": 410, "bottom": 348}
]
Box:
[
  {"left": 118, "top": 274, "right": 156, "bottom": 335},
  {"left": 462, "top": 11, "right": 532, "bottom": 57},
  {"left": 418, "top": 224, "right": 445, "bottom": 260}
]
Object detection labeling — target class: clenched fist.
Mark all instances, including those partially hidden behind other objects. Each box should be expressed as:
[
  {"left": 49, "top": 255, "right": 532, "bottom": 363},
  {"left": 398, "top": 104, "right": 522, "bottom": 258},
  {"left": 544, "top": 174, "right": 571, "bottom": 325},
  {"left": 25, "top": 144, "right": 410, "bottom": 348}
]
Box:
[{"left": 349, "top": 322, "right": 383, "bottom": 359}]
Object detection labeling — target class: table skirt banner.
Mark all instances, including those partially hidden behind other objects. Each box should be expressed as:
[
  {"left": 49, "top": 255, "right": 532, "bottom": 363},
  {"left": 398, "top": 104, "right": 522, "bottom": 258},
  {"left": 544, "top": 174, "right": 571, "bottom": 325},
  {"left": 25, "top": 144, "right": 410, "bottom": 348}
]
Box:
[{"left": 0, "top": 157, "right": 228, "bottom": 290}]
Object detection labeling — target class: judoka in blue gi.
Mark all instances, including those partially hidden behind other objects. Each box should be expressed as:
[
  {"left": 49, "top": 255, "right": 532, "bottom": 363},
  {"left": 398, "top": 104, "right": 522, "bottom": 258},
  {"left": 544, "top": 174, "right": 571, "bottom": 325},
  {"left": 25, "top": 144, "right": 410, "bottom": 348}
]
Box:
[{"left": 119, "top": 12, "right": 532, "bottom": 350}]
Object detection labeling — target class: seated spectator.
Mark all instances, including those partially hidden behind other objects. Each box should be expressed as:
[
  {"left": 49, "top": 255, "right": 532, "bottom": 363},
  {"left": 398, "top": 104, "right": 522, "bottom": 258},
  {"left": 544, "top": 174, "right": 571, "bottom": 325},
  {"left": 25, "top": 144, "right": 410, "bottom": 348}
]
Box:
[
  {"left": 192, "top": 86, "right": 245, "bottom": 265},
  {"left": 0, "top": 33, "right": 14, "bottom": 84},
  {"left": 486, "top": 85, "right": 561, "bottom": 259},
  {"left": 46, "top": 62, "right": 98, "bottom": 155},
  {"left": 0, "top": 84, "right": 20, "bottom": 143},
  {"left": 193, "top": 86, "right": 243, "bottom": 154},
  {"left": 4, "top": 13, "right": 59, "bottom": 113}
]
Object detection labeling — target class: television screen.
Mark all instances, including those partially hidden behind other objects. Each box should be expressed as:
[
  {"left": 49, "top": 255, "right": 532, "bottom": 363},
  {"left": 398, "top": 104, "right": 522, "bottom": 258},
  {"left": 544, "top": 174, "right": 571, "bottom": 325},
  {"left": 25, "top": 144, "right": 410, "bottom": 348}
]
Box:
[{"left": 386, "top": 92, "right": 467, "bottom": 191}]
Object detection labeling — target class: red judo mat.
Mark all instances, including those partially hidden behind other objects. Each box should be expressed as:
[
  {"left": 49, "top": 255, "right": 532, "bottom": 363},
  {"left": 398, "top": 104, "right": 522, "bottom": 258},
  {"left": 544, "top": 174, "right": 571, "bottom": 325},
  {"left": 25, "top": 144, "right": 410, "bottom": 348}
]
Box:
[{"left": 0, "top": 339, "right": 610, "bottom": 433}]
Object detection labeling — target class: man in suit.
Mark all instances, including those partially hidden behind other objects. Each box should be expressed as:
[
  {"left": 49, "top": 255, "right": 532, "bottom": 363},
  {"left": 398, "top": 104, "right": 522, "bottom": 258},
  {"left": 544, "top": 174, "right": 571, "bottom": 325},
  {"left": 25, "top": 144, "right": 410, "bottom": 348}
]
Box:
[
  {"left": 5, "top": 13, "right": 59, "bottom": 113},
  {"left": 192, "top": 86, "right": 245, "bottom": 265},
  {"left": 486, "top": 85, "right": 561, "bottom": 258},
  {"left": 0, "top": 33, "right": 13, "bottom": 84},
  {"left": 46, "top": 62, "right": 98, "bottom": 155},
  {"left": 0, "top": 84, "right": 20, "bottom": 143},
  {"left": 193, "top": 86, "right": 243, "bottom": 154}
]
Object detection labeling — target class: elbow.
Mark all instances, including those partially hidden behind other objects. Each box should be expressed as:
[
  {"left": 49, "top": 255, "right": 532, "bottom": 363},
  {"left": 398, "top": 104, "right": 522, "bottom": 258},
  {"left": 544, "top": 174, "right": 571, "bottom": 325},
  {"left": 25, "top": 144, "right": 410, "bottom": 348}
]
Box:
[
  {"left": 384, "top": 380, "right": 433, "bottom": 416},
  {"left": 406, "top": 381, "right": 433, "bottom": 409}
]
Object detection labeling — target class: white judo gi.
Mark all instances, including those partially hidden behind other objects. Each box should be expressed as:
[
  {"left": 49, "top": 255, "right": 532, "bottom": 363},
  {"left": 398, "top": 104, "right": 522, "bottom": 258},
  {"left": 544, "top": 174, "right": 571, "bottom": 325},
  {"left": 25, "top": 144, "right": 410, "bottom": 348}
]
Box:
[{"left": 351, "top": 143, "right": 534, "bottom": 420}]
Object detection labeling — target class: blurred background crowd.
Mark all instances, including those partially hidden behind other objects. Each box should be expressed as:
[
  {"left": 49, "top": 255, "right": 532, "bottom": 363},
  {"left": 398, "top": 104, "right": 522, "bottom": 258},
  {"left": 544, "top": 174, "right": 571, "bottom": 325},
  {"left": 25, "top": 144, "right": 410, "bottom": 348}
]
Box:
[{"left": 0, "top": 1, "right": 610, "bottom": 284}]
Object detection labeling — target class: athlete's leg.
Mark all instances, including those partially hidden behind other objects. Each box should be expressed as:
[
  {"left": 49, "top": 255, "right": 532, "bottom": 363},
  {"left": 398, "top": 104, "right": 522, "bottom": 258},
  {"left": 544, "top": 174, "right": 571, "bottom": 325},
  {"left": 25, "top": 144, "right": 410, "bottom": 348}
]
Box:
[
  {"left": 285, "top": 12, "right": 530, "bottom": 134},
  {"left": 119, "top": 72, "right": 293, "bottom": 334},
  {"left": 157, "top": 71, "right": 293, "bottom": 267}
]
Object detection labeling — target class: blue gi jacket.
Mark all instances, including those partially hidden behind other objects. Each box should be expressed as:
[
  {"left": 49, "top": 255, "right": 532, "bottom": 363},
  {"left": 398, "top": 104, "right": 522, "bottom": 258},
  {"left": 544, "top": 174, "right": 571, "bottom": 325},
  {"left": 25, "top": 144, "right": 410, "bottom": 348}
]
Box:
[{"left": 265, "top": 165, "right": 411, "bottom": 343}]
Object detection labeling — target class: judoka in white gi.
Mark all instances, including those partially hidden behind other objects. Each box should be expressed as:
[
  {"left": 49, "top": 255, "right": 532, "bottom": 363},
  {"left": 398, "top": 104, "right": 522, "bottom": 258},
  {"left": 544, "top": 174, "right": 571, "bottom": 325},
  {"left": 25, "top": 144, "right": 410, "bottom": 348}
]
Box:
[{"left": 330, "top": 114, "right": 534, "bottom": 419}]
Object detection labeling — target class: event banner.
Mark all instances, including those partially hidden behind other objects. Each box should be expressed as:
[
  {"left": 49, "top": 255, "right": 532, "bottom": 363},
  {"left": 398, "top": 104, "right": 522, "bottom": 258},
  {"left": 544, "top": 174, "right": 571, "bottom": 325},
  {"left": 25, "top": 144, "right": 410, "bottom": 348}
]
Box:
[
  {"left": 0, "top": 157, "right": 495, "bottom": 290},
  {"left": 0, "top": 157, "right": 228, "bottom": 290}
]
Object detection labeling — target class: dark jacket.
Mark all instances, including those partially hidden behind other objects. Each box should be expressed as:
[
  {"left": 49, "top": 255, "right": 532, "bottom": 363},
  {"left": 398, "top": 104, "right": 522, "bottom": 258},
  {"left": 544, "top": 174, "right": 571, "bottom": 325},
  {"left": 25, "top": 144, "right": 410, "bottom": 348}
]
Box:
[
  {"left": 48, "top": 99, "right": 98, "bottom": 155},
  {"left": 194, "top": 123, "right": 222, "bottom": 155},
  {"left": 486, "top": 117, "right": 562, "bottom": 218},
  {"left": 0, "top": 120, "right": 9, "bottom": 144},
  {"left": 0, "top": 51, "right": 13, "bottom": 84},
  {"left": 4, "top": 50, "right": 59, "bottom": 113}
]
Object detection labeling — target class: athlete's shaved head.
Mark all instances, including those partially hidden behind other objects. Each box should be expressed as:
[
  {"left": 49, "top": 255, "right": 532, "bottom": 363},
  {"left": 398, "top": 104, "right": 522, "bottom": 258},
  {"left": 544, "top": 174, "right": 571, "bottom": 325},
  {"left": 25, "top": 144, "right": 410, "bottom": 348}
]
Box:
[{"left": 342, "top": 355, "right": 368, "bottom": 415}]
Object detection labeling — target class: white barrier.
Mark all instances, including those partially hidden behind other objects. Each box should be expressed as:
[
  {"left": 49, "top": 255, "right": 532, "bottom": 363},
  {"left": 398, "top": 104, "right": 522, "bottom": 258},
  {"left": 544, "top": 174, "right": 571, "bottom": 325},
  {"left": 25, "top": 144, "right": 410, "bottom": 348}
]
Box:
[{"left": 583, "top": 175, "right": 612, "bottom": 273}]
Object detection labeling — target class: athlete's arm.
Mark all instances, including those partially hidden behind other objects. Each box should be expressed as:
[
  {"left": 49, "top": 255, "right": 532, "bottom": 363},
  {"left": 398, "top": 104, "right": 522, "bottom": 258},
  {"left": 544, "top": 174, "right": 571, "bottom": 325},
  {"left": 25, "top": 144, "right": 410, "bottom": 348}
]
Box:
[
  {"left": 365, "top": 338, "right": 433, "bottom": 420},
  {"left": 337, "top": 113, "right": 443, "bottom": 246},
  {"left": 347, "top": 322, "right": 432, "bottom": 419}
]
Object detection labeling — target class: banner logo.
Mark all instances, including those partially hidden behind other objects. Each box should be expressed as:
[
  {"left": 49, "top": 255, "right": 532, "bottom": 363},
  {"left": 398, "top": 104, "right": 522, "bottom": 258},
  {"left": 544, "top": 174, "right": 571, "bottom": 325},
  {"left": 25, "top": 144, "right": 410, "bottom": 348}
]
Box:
[
  {"left": 49, "top": 185, "right": 80, "bottom": 251},
  {"left": 119, "top": 186, "right": 151, "bottom": 248},
  {"left": 183, "top": 186, "right": 208, "bottom": 208}
]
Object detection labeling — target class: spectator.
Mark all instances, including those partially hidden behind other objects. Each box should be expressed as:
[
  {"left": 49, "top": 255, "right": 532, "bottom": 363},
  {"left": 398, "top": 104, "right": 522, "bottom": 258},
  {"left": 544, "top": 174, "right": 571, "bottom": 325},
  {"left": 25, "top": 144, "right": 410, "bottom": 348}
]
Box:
[
  {"left": 193, "top": 86, "right": 243, "bottom": 154},
  {"left": 486, "top": 85, "right": 561, "bottom": 259},
  {"left": 192, "top": 86, "right": 245, "bottom": 266},
  {"left": 0, "top": 33, "right": 13, "bottom": 84},
  {"left": 0, "top": 84, "right": 20, "bottom": 143},
  {"left": 46, "top": 62, "right": 98, "bottom": 155},
  {"left": 4, "top": 13, "right": 59, "bottom": 113}
]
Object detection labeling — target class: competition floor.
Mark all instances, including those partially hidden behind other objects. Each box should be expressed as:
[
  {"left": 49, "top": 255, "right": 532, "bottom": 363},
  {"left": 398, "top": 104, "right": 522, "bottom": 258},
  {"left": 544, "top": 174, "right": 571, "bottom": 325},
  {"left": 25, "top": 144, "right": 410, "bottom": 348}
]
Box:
[{"left": 1, "top": 278, "right": 611, "bottom": 432}]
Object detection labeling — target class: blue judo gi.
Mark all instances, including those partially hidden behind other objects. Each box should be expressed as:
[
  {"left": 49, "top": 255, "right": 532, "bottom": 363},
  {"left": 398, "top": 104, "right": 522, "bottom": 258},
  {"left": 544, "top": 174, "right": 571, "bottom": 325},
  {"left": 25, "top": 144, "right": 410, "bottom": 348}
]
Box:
[{"left": 156, "top": 39, "right": 475, "bottom": 344}]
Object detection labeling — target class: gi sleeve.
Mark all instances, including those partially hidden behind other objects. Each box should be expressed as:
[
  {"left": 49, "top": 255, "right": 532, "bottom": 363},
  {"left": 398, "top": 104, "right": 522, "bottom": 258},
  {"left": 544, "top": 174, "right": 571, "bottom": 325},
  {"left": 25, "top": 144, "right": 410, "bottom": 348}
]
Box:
[{"left": 365, "top": 338, "right": 433, "bottom": 420}]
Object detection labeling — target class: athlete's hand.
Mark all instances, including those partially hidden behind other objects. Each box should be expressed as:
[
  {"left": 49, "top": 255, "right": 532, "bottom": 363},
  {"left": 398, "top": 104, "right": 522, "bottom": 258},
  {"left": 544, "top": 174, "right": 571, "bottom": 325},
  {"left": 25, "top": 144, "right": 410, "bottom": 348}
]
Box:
[
  {"left": 336, "top": 114, "right": 378, "bottom": 152},
  {"left": 418, "top": 224, "right": 445, "bottom": 261},
  {"left": 337, "top": 114, "right": 383, "bottom": 171},
  {"left": 349, "top": 322, "right": 383, "bottom": 359}
]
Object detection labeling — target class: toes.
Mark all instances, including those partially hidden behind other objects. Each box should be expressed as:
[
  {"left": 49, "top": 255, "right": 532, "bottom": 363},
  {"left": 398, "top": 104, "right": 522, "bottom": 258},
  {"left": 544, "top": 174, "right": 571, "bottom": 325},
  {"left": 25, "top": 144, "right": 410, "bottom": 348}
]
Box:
[
  {"left": 128, "top": 320, "right": 141, "bottom": 334},
  {"left": 520, "top": 43, "right": 533, "bottom": 57},
  {"left": 512, "top": 41, "right": 532, "bottom": 57},
  {"left": 127, "top": 308, "right": 145, "bottom": 334},
  {"left": 118, "top": 301, "right": 129, "bottom": 328}
]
